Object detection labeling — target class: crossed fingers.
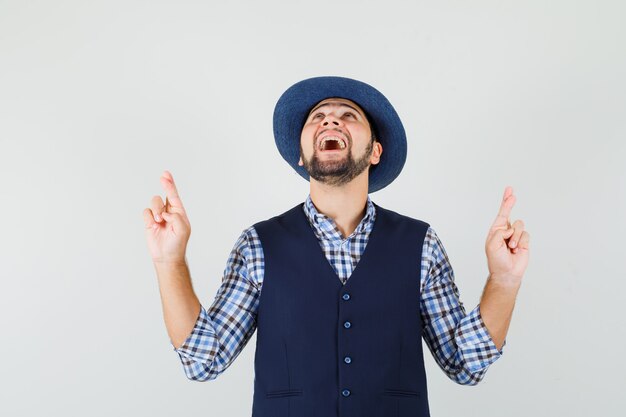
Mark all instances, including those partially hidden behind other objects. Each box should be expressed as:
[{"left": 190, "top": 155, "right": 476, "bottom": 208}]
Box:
[
  {"left": 492, "top": 186, "right": 529, "bottom": 253},
  {"left": 146, "top": 171, "right": 186, "bottom": 228}
]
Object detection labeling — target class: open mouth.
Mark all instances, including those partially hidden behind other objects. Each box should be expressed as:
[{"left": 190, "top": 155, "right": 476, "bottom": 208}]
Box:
[{"left": 318, "top": 135, "right": 347, "bottom": 152}]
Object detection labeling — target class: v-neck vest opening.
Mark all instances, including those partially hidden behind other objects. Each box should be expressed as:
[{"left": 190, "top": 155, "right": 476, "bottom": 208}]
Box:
[{"left": 297, "top": 202, "right": 384, "bottom": 287}]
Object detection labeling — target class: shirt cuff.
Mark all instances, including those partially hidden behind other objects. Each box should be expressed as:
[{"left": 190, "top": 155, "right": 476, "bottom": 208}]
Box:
[
  {"left": 457, "top": 304, "right": 505, "bottom": 373},
  {"left": 171, "top": 305, "right": 219, "bottom": 364}
]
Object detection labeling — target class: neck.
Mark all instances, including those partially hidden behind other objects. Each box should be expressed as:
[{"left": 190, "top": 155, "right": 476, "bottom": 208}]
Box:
[{"left": 309, "top": 173, "right": 369, "bottom": 239}]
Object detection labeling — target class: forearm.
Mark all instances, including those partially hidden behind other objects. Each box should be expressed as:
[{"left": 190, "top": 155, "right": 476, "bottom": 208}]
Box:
[
  {"left": 479, "top": 274, "right": 521, "bottom": 351},
  {"left": 153, "top": 259, "right": 201, "bottom": 349}
]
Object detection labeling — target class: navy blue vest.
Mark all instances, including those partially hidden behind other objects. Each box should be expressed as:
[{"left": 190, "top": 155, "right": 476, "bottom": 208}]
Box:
[{"left": 251, "top": 201, "right": 431, "bottom": 417}]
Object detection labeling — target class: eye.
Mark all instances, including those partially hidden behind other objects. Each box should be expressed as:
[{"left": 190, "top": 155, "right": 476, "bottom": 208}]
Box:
[
  {"left": 343, "top": 112, "right": 356, "bottom": 118},
  {"left": 312, "top": 112, "right": 324, "bottom": 119}
]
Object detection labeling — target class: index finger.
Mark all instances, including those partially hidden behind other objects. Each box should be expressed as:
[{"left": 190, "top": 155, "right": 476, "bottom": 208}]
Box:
[
  {"left": 160, "top": 170, "right": 186, "bottom": 213},
  {"left": 491, "top": 186, "right": 515, "bottom": 229}
]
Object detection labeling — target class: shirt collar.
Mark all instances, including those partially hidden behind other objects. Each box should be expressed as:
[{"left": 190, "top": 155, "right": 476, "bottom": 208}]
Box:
[{"left": 303, "top": 193, "right": 377, "bottom": 241}]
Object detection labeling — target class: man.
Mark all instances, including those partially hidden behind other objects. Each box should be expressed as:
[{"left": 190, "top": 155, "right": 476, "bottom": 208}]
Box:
[{"left": 143, "top": 76, "right": 530, "bottom": 417}]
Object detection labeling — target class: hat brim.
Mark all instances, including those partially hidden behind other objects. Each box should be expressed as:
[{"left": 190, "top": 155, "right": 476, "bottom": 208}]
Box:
[{"left": 273, "top": 76, "right": 407, "bottom": 194}]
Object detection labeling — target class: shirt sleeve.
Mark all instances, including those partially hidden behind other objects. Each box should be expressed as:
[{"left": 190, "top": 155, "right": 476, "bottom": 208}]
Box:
[
  {"left": 171, "top": 226, "right": 262, "bottom": 381},
  {"left": 420, "top": 226, "right": 505, "bottom": 386}
]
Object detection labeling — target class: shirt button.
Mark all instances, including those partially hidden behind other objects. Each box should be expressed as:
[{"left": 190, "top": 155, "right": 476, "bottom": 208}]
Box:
[
  {"left": 343, "top": 321, "right": 351, "bottom": 329},
  {"left": 344, "top": 356, "right": 352, "bottom": 364},
  {"left": 342, "top": 293, "right": 351, "bottom": 301},
  {"left": 342, "top": 389, "right": 351, "bottom": 397}
]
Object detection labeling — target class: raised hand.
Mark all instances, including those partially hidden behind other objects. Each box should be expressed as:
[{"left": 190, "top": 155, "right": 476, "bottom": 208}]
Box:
[
  {"left": 143, "top": 170, "right": 192, "bottom": 264},
  {"left": 484, "top": 186, "right": 530, "bottom": 282}
]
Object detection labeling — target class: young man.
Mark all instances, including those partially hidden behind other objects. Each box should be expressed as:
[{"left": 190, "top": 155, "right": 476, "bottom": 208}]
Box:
[{"left": 144, "top": 76, "right": 530, "bottom": 417}]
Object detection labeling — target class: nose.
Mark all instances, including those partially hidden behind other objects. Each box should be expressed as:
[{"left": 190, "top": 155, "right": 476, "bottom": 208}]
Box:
[{"left": 322, "top": 113, "right": 341, "bottom": 126}]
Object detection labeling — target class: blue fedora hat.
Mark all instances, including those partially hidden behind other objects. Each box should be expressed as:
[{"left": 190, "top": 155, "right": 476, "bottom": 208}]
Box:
[{"left": 273, "top": 76, "right": 407, "bottom": 194}]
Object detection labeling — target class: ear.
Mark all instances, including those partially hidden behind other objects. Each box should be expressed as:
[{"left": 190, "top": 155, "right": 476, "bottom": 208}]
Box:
[
  {"left": 370, "top": 141, "right": 383, "bottom": 165},
  {"left": 298, "top": 155, "right": 303, "bottom": 166}
]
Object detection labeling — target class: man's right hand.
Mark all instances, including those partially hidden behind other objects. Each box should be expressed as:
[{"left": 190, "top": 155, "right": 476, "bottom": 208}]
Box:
[{"left": 143, "top": 170, "right": 191, "bottom": 264}]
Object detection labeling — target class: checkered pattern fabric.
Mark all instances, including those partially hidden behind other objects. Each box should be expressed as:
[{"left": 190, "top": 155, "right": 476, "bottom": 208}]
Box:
[{"left": 172, "top": 194, "right": 504, "bottom": 385}]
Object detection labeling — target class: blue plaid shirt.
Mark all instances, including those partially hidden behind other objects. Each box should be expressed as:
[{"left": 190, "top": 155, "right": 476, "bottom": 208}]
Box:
[{"left": 172, "top": 194, "right": 505, "bottom": 385}]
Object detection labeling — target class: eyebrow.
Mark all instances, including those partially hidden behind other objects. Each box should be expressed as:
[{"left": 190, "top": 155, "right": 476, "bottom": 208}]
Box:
[{"left": 307, "top": 101, "right": 365, "bottom": 118}]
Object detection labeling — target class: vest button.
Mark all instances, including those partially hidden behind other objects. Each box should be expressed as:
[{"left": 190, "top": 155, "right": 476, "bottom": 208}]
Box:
[
  {"left": 342, "top": 293, "right": 350, "bottom": 301},
  {"left": 343, "top": 321, "right": 351, "bottom": 329},
  {"left": 342, "top": 389, "right": 351, "bottom": 397},
  {"left": 344, "top": 356, "right": 352, "bottom": 364}
]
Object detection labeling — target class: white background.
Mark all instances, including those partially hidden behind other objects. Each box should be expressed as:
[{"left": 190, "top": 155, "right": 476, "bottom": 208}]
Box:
[{"left": 1, "top": 0, "right": 624, "bottom": 415}]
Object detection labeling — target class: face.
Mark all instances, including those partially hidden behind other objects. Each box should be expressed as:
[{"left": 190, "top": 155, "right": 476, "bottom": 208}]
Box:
[{"left": 298, "top": 97, "right": 382, "bottom": 188}]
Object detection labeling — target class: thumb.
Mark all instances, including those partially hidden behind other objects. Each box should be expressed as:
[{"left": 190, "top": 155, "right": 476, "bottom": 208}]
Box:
[
  {"left": 487, "top": 227, "right": 514, "bottom": 252},
  {"left": 160, "top": 211, "right": 190, "bottom": 233},
  {"left": 489, "top": 227, "right": 514, "bottom": 241},
  {"left": 502, "top": 227, "right": 515, "bottom": 239},
  {"left": 161, "top": 211, "right": 174, "bottom": 220},
  {"left": 160, "top": 211, "right": 177, "bottom": 225},
  {"left": 493, "top": 227, "right": 515, "bottom": 243}
]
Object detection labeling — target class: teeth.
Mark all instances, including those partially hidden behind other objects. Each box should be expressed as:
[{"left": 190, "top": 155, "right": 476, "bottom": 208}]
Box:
[{"left": 319, "top": 136, "right": 346, "bottom": 150}]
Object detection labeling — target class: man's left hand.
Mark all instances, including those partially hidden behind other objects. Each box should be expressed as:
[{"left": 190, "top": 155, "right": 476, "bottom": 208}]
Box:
[{"left": 484, "top": 186, "right": 530, "bottom": 283}]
